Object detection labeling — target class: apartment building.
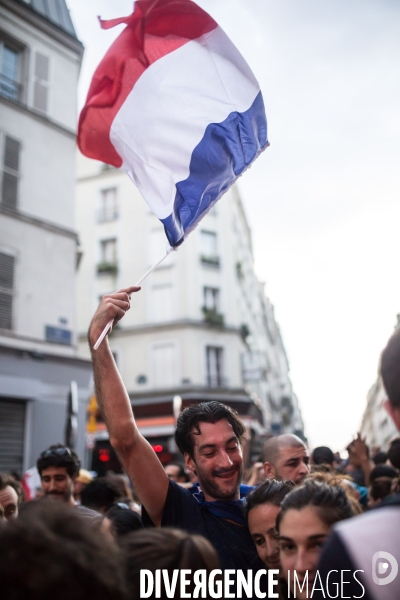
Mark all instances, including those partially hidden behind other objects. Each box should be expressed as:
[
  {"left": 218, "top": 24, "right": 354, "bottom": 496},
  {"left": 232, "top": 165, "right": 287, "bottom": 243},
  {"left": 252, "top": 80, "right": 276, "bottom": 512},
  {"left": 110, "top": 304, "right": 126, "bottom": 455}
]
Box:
[{"left": 0, "top": 0, "right": 92, "bottom": 473}]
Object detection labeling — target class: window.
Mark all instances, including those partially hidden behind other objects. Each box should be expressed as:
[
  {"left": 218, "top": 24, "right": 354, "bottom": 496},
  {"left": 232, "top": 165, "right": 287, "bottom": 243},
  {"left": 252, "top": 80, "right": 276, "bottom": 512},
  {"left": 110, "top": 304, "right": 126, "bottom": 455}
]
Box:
[
  {"left": 206, "top": 346, "right": 224, "bottom": 387},
  {"left": 1, "top": 135, "right": 20, "bottom": 210},
  {"left": 202, "top": 287, "right": 223, "bottom": 324},
  {"left": 201, "top": 230, "right": 217, "bottom": 255},
  {"left": 150, "top": 284, "right": 174, "bottom": 322},
  {"left": 152, "top": 343, "right": 177, "bottom": 388},
  {"left": 204, "top": 287, "right": 219, "bottom": 312},
  {"left": 98, "top": 188, "right": 118, "bottom": 222},
  {"left": 101, "top": 238, "right": 117, "bottom": 263},
  {"left": 97, "top": 239, "right": 118, "bottom": 275},
  {"left": 200, "top": 231, "right": 219, "bottom": 266},
  {"left": 0, "top": 42, "right": 22, "bottom": 102},
  {"left": 0, "top": 252, "right": 15, "bottom": 330},
  {"left": 32, "top": 51, "right": 50, "bottom": 113}
]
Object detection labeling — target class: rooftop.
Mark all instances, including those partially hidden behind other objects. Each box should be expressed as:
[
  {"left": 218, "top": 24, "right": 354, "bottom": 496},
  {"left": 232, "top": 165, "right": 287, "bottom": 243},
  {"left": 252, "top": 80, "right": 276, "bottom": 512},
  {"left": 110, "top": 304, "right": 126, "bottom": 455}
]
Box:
[{"left": 14, "top": 0, "right": 78, "bottom": 38}]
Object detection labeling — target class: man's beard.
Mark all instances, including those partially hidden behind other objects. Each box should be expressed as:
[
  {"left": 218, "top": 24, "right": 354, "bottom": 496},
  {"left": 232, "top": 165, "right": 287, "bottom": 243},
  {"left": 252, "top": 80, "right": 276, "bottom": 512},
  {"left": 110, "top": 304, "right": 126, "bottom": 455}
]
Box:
[
  {"left": 197, "top": 463, "right": 243, "bottom": 501},
  {"left": 45, "top": 489, "right": 71, "bottom": 502}
]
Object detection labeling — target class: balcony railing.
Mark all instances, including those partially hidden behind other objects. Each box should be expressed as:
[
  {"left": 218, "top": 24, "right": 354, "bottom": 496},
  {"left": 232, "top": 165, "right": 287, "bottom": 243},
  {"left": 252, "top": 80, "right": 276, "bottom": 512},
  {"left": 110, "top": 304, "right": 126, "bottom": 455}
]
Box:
[
  {"left": 200, "top": 254, "right": 220, "bottom": 267},
  {"left": 207, "top": 375, "right": 228, "bottom": 388},
  {"left": 97, "top": 208, "right": 119, "bottom": 223},
  {"left": 0, "top": 74, "right": 22, "bottom": 102},
  {"left": 202, "top": 306, "right": 224, "bottom": 326},
  {"left": 97, "top": 262, "right": 118, "bottom": 275}
]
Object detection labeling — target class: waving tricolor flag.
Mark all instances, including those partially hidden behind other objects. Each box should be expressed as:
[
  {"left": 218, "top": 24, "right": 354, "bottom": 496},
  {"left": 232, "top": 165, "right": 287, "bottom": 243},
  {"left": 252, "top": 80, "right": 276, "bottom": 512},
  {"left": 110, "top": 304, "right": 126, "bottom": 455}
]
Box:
[{"left": 78, "top": 0, "right": 268, "bottom": 248}]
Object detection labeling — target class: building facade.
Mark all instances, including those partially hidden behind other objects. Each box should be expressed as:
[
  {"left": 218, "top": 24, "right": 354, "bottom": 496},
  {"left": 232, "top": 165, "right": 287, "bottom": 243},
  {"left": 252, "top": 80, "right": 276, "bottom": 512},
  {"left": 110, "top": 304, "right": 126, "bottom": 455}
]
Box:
[
  {"left": 76, "top": 153, "right": 304, "bottom": 469},
  {"left": 0, "top": 0, "right": 92, "bottom": 474},
  {"left": 360, "top": 315, "right": 400, "bottom": 450}
]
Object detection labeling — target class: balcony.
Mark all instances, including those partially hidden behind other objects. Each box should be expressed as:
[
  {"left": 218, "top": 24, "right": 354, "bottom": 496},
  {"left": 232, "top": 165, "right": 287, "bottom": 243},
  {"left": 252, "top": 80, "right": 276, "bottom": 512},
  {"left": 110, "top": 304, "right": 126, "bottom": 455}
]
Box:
[
  {"left": 96, "top": 262, "right": 118, "bottom": 275},
  {"left": 240, "top": 324, "right": 250, "bottom": 341},
  {"left": 202, "top": 306, "right": 224, "bottom": 326},
  {"left": 0, "top": 74, "right": 22, "bottom": 103},
  {"left": 200, "top": 254, "right": 220, "bottom": 267}
]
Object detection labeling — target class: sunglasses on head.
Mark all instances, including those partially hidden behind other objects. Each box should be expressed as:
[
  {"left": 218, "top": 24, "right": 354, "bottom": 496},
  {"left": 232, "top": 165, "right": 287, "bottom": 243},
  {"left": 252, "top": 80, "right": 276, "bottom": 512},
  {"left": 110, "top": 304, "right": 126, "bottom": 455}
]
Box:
[{"left": 41, "top": 447, "right": 72, "bottom": 458}]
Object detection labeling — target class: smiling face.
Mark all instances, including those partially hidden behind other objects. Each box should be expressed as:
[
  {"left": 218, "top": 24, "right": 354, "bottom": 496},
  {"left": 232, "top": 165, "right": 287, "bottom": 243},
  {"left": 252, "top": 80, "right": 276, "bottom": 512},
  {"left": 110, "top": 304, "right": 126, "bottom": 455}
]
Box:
[
  {"left": 248, "top": 502, "right": 281, "bottom": 570},
  {"left": 279, "top": 505, "right": 330, "bottom": 599},
  {"left": 40, "top": 466, "right": 76, "bottom": 505},
  {"left": 184, "top": 419, "right": 243, "bottom": 501}
]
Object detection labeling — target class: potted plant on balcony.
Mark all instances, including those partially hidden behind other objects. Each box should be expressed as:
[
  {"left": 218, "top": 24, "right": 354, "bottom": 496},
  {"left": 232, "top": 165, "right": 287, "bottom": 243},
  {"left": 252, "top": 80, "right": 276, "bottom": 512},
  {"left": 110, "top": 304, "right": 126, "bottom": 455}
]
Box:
[
  {"left": 97, "top": 262, "right": 118, "bottom": 275},
  {"left": 202, "top": 306, "right": 224, "bottom": 326}
]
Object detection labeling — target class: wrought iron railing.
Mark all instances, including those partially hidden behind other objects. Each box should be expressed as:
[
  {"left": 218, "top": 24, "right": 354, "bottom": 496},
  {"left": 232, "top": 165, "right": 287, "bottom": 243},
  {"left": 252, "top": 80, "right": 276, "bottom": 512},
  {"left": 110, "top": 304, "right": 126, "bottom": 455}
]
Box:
[{"left": 0, "top": 74, "right": 22, "bottom": 102}]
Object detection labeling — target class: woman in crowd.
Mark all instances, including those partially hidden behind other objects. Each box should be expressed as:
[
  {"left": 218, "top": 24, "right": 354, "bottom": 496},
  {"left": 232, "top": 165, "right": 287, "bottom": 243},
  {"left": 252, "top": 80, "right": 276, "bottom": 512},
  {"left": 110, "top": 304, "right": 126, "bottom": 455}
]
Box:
[
  {"left": 277, "top": 480, "right": 354, "bottom": 599},
  {"left": 101, "top": 502, "right": 143, "bottom": 543},
  {"left": 368, "top": 476, "right": 396, "bottom": 507},
  {"left": 306, "top": 470, "right": 363, "bottom": 514},
  {"left": 246, "top": 479, "right": 295, "bottom": 570}
]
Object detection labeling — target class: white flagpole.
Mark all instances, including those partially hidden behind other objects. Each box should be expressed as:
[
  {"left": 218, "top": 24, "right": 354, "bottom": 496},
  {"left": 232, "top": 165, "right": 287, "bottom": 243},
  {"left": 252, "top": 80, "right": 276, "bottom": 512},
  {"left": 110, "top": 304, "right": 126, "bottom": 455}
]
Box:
[{"left": 93, "top": 246, "right": 174, "bottom": 350}]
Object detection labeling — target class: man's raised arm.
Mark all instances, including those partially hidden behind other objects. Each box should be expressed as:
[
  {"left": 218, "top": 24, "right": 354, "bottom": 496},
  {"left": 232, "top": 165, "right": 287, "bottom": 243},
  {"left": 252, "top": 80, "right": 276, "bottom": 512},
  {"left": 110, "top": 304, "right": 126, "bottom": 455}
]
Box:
[{"left": 88, "top": 287, "right": 169, "bottom": 525}]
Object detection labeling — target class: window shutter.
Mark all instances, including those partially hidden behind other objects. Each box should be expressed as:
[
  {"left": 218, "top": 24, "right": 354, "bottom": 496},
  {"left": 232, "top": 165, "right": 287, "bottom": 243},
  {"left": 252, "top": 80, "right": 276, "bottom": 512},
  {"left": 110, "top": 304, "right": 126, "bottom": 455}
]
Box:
[
  {"left": 0, "top": 400, "right": 26, "bottom": 473},
  {"left": 1, "top": 136, "right": 20, "bottom": 209},
  {"left": 153, "top": 343, "right": 176, "bottom": 388},
  {"left": 0, "top": 252, "right": 14, "bottom": 330},
  {"left": 33, "top": 52, "right": 49, "bottom": 113}
]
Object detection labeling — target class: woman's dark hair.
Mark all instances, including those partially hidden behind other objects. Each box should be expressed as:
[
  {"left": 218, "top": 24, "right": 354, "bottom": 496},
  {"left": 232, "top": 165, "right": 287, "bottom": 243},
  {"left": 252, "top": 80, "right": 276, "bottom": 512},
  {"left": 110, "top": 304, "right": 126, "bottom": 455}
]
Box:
[
  {"left": 369, "top": 477, "right": 394, "bottom": 502},
  {"left": 245, "top": 479, "right": 295, "bottom": 516},
  {"left": 121, "top": 528, "right": 219, "bottom": 599},
  {"left": 372, "top": 451, "right": 387, "bottom": 466},
  {"left": 370, "top": 465, "right": 397, "bottom": 482},
  {"left": 105, "top": 504, "right": 143, "bottom": 537},
  {"left": 106, "top": 475, "right": 134, "bottom": 501},
  {"left": 312, "top": 446, "right": 335, "bottom": 466},
  {"left": 276, "top": 481, "right": 354, "bottom": 532},
  {"left": 174, "top": 401, "right": 246, "bottom": 459},
  {"left": 37, "top": 444, "right": 80, "bottom": 478},
  {"left": 81, "top": 478, "right": 120, "bottom": 512}
]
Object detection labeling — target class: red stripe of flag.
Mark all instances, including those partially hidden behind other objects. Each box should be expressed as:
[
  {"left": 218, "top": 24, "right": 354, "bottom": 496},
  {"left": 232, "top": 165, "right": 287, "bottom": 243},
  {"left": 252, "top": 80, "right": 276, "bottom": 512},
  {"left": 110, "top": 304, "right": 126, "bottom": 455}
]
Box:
[{"left": 78, "top": 0, "right": 217, "bottom": 167}]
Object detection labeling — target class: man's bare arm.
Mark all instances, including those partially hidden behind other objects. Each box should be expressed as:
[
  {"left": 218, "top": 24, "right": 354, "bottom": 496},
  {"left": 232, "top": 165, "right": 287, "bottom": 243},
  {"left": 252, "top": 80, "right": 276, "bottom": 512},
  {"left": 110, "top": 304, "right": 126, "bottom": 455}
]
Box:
[{"left": 88, "top": 287, "right": 169, "bottom": 525}]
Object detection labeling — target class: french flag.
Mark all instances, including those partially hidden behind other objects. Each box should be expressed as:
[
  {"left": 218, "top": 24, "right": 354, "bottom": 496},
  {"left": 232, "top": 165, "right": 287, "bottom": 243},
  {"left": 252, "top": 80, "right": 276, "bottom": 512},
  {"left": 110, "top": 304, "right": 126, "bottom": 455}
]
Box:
[{"left": 78, "top": 0, "right": 268, "bottom": 248}]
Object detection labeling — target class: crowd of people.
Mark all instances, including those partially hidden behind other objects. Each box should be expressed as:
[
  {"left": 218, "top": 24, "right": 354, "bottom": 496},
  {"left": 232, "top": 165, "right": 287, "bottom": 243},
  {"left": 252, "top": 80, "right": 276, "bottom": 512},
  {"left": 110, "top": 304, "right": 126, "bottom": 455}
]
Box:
[{"left": 1, "top": 290, "right": 399, "bottom": 599}]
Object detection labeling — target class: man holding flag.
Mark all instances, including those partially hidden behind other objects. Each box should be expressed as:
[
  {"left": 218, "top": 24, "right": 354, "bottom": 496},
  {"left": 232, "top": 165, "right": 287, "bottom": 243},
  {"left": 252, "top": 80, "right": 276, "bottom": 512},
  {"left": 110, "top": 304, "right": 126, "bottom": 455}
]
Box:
[{"left": 88, "top": 287, "right": 267, "bottom": 588}]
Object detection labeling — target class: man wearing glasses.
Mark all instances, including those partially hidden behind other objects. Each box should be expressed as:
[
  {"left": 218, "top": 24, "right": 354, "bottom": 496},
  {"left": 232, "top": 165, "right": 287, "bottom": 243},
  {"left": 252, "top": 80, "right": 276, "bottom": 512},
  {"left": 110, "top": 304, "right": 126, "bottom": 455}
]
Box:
[{"left": 37, "top": 444, "right": 99, "bottom": 519}]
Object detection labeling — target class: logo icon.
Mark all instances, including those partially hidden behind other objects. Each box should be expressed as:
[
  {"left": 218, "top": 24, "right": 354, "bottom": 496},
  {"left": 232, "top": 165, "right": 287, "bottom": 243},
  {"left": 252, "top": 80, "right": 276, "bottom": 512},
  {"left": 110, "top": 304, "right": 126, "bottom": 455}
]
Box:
[{"left": 372, "top": 551, "right": 398, "bottom": 586}]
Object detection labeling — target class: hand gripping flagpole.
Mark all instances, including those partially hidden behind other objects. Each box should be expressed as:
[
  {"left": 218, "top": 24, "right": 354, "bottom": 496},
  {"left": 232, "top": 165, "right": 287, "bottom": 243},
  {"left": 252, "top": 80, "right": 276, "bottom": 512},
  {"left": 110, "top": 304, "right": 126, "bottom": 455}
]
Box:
[{"left": 93, "top": 246, "right": 174, "bottom": 351}]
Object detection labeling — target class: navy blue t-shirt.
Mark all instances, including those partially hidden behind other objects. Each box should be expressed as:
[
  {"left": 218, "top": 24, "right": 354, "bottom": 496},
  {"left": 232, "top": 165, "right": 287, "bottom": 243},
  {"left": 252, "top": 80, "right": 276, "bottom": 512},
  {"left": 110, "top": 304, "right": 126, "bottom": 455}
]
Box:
[{"left": 141, "top": 480, "right": 267, "bottom": 598}]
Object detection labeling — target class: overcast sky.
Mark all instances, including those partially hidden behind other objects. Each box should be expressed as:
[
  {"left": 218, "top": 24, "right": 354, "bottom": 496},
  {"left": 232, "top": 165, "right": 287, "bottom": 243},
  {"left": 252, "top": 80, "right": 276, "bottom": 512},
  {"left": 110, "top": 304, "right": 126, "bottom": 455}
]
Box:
[{"left": 67, "top": 0, "right": 400, "bottom": 451}]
